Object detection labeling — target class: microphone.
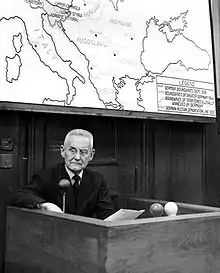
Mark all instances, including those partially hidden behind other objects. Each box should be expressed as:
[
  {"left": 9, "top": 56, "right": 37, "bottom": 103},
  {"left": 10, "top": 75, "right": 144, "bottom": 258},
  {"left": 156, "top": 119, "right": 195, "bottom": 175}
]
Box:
[{"left": 58, "top": 179, "right": 71, "bottom": 213}]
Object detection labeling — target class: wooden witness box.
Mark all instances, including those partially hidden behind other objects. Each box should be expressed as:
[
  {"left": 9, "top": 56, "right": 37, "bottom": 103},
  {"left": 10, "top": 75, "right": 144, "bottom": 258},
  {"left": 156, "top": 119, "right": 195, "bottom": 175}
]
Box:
[{"left": 5, "top": 198, "right": 220, "bottom": 273}]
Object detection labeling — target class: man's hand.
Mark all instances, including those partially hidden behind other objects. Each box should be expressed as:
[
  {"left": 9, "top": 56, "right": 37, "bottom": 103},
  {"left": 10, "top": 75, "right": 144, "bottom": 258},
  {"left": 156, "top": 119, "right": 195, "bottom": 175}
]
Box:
[{"left": 38, "top": 202, "right": 63, "bottom": 213}]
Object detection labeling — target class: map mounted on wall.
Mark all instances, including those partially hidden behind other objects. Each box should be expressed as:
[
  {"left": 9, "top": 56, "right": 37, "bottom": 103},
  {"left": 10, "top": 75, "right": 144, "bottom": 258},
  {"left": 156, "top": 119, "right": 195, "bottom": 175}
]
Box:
[{"left": 0, "top": 0, "right": 216, "bottom": 122}]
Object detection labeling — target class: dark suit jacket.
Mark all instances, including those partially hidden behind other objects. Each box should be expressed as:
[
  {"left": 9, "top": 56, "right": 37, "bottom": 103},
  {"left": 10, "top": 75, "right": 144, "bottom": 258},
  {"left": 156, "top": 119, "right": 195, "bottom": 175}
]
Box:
[{"left": 10, "top": 163, "right": 114, "bottom": 220}]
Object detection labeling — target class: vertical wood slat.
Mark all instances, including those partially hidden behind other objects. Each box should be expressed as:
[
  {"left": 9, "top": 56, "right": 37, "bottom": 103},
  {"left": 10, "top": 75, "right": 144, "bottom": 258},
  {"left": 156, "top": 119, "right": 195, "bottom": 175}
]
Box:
[
  {"left": 153, "top": 121, "right": 204, "bottom": 204},
  {"left": 0, "top": 112, "right": 21, "bottom": 273},
  {"left": 154, "top": 121, "right": 172, "bottom": 200},
  {"left": 171, "top": 123, "right": 203, "bottom": 204}
]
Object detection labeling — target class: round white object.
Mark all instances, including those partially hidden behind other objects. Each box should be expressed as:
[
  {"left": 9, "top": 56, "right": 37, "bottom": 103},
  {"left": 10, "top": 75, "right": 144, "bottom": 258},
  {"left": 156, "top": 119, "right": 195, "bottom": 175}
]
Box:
[{"left": 164, "top": 202, "right": 178, "bottom": 216}]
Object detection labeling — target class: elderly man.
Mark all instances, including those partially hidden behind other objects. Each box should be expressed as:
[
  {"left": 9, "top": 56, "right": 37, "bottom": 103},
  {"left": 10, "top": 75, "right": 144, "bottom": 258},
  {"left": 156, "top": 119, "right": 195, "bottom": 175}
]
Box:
[{"left": 10, "top": 129, "right": 114, "bottom": 220}]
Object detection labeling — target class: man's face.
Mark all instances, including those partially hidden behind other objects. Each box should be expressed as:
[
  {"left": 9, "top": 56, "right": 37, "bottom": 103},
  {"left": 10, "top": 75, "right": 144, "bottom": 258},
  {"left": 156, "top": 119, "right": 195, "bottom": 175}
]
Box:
[{"left": 60, "top": 135, "right": 95, "bottom": 173}]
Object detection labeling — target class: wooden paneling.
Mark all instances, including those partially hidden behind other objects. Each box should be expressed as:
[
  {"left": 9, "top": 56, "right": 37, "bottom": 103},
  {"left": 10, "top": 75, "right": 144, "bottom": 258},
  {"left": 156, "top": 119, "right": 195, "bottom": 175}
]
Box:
[
  {"left": 116, "top": 118, "right": 143, "bottom": 206},
  {"left": 0, "top": 111, "right": 22, "bottom": 273},
  {"left": 25, "top": 114, "right": 146, "bottom": 208},
  {"left": 0, "top": 109, "right": 216, "bottom": 272},
  {"left": 204, "top": 112, "right": 220, "bottom": 206},
  {"left": 154, "top": 121, "right": 204, "bottom": 204},
  {"left": 107, "top": 213, "right": 220, "bottom": 273},
  {"left": 154, "top": 121, "right": 172, "bottom": 200},
  {"left": 5, "top": 206, "right": 220, "bottom": 273},
  {"left": 3, "top": 111, "right": 207, "bottom": 208},
  {"left": 5, "top": 207, "right": 108, "bottom": 273},
  {"left": 170, "top": 122, "right": 203, "bottom": 204}
]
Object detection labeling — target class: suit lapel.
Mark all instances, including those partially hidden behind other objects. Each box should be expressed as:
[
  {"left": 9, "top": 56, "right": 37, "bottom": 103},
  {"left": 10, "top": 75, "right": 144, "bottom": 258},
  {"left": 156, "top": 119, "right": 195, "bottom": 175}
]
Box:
[
  {"left": 76, "top": 169, "right": 95, "bottom": 215},
  {"left": 56, "top": 165, "right": 96, "bottom": 215}
]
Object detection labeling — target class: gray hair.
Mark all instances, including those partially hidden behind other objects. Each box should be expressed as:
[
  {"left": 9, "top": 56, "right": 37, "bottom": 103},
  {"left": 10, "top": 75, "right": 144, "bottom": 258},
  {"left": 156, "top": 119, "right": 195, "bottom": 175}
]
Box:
[{"left": 64, "top": 129, "right": 93, "bottom": 148}]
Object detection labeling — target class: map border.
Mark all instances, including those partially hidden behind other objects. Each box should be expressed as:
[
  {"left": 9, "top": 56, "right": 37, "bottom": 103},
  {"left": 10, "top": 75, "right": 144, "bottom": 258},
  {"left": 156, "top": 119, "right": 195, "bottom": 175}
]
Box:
[{"left": 0, "top": 0, "right": 217, "bottom": 124}]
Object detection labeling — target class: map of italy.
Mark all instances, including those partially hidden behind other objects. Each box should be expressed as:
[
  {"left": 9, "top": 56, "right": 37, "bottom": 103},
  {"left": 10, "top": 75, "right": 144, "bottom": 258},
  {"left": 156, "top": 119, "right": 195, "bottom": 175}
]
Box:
[{"left": 0, "top": 0, "right": 216, "bottom": 117}]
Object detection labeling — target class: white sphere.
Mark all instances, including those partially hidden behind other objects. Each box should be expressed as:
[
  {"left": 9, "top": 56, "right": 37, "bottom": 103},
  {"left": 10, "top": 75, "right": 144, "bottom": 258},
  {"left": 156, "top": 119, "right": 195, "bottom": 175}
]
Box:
[{"left": 164, "top": 202, "right": 178, "bottom": 216}]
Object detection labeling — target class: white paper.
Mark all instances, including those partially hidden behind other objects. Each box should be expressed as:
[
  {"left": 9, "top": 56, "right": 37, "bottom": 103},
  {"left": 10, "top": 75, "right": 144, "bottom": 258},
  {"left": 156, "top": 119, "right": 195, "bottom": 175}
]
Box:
[{"left": 104, "top": 208, "right": 145, "bottom": 222}]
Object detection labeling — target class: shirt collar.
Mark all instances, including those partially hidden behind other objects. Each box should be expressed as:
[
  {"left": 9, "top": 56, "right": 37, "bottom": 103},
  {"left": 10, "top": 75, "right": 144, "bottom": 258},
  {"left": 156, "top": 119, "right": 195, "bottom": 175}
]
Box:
[{"left": 65, "top": 165, "right": 83, "bottom": 185}]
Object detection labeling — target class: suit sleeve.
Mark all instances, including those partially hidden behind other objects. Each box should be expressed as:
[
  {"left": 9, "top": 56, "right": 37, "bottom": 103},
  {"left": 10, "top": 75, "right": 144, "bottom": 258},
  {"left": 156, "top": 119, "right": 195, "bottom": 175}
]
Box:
[
  {"left": 9, "top": 175, "right": 47, "bottom": 209},
  {"left": 94, "top": 178, "right": 115, "bottom": 220}
]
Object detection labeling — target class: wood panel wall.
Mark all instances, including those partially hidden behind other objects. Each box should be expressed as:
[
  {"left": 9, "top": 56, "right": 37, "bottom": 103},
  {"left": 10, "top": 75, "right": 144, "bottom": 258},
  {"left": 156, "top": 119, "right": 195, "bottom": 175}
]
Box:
[
  {"left": 154, "top": 121, "right": 204, "bottom": 204},
  {"left": 0, "top": 108, "right": 219, "bottom": 272},
  {"left": 204, "top": 103, "right": 220, "bottom": 206},
  {"left": 0, "top": 111, "right": 22, "bottom": 273}
]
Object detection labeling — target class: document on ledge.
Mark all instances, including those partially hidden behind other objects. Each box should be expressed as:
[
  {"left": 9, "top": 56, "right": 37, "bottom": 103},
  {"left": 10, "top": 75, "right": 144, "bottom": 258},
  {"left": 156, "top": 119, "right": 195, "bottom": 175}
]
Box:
[{"left": 104, "top": 208, "right": 145, "bottom": 222}]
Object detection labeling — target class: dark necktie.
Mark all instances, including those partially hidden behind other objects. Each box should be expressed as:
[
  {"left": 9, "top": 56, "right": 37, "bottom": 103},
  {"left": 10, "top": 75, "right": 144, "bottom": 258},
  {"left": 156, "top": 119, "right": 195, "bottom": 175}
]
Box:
[
  {"left": 71, "top": 174, "right": 80, "bottom": 212},
  {"left": 73, "top": 174, "right": 80, "bottom": 189},
  {"left": 66, "top": 175, "right": 81, "bottom": 214}
]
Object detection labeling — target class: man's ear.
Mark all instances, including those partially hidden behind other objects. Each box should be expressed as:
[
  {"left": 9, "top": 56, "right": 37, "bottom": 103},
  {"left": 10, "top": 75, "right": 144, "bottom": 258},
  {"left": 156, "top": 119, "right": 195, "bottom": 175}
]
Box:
[
  {"left": 89, "top": 149, "right": 95, "bottom": 161},
  {"left": 60, "top": 145, "right": 65, "bottom": 158}
]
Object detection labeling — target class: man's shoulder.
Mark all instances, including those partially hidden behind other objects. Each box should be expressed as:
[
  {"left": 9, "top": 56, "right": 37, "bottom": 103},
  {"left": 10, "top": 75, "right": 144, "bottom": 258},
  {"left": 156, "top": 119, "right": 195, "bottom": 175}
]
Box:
[
  {"left": 84, "top": 168, "right": 104, "bottom": 185},
  {"left": 85, "top": 168, "right": 103, "bottom": 178}
]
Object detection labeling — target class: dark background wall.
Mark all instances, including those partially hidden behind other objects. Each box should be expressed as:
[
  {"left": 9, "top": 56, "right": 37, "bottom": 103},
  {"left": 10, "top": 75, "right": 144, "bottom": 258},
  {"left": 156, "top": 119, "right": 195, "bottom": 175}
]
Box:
[{"left": 0, "top": 108, "right": 220, "bottom": 272}]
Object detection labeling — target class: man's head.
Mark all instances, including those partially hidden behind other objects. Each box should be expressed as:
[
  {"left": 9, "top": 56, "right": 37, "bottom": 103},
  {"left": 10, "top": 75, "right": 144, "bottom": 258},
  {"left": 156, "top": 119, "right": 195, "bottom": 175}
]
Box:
[{"left": 61, "top": 129, "right": 95, "bottom": 174}]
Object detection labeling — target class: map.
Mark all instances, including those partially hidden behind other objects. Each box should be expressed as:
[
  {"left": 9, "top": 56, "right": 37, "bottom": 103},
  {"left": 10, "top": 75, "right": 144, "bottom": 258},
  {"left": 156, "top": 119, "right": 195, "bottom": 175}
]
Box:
[{"left": 0, "top": 0, "right": 216, "bottom": 118}]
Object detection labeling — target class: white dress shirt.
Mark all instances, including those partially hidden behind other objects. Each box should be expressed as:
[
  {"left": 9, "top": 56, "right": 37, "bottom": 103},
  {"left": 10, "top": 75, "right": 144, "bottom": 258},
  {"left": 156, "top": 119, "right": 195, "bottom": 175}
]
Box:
[{"left": 65, "top": 165, "right": 83, "bottom": 186}]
